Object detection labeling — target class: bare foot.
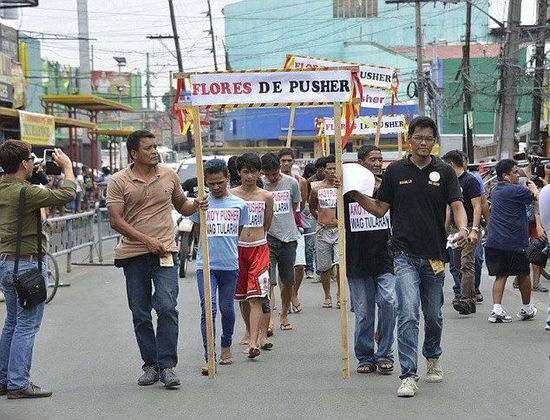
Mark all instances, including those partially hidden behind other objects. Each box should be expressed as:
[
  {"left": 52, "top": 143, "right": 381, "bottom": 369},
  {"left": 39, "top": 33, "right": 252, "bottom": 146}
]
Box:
[{"left": 239, "top": 334, "right": 250, "bottom": 345}]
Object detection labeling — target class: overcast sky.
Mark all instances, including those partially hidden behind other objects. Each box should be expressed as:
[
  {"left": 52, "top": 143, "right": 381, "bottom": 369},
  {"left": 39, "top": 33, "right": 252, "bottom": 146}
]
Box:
[{"left": 0, "top": 0, "right": 241, "bottom": 108}]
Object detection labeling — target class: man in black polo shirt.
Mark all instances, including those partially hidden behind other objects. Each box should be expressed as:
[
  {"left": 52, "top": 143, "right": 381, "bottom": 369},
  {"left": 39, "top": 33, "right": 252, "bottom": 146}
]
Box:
[{"left": 352, "top": 116, "right": 468, "bottom": 398}]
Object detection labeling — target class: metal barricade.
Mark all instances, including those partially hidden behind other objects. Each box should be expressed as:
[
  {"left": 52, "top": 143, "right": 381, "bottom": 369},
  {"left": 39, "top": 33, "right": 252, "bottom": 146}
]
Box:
[
  {"left": 46, "top": 211, "right": 95, "bottom": 273},
  {"left": 45, "top": 206, "right": 121, "bottom": 271}
]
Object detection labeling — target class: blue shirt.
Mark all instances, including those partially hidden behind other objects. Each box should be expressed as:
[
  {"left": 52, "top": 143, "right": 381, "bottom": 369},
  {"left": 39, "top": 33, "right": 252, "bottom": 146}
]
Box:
[
  {"left": 190, "top": 193, "right": 249, "bottom": 270},
  {"left": 486, "top": 182, "right": 534, "bottom": 251}
]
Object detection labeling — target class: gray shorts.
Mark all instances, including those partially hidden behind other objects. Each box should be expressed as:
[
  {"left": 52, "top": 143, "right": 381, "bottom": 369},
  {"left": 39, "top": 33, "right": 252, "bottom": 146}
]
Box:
[
  {"left": 267, "top": 235, "right": 297, "bottom": 286},
  {"left": 316, "top": 226, "right": 339, "bottom": 272}
]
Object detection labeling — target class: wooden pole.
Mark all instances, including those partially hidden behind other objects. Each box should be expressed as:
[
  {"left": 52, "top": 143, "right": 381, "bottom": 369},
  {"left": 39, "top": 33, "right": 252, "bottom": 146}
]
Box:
[
  {"left": 374, "top": 108, "right": 383, "bottom": 146},
  {"left": 192, "top": 106, "right": 216, "bottom": 379},
  {"left": 325, "top": 131, "right": 331, "bottom": 156},
  {"left": 333, "top": 103, "right": 350, "bottom": 379},
  {"left": 398, "top": 131, "right": 403, "bottom": 159},
  {"left": 286, "top": 106, "right": 296, "bottom": 148}
]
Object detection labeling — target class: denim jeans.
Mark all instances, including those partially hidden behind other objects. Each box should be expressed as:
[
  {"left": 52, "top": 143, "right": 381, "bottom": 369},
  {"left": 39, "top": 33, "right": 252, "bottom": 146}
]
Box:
[
  {"left": 474, "top": 241, "right": 483, "bottom": 294},
  {"left": 393, "top": 251, "right": 444, "bottom": 380},
  {"left": 122, "top": 253, "right": 179, "bottom": 369},
  {"left": 348, "top": 273, "right": 396, "bottom": 366},
  {"left": 303, "top": 221, "right": 316, "bottom": 273},
  {"left": 0, "top": 256, "right": 48, "bottom": 391},
  {"left": 197, "top": 269, "right": 239, "bottom": 361}
]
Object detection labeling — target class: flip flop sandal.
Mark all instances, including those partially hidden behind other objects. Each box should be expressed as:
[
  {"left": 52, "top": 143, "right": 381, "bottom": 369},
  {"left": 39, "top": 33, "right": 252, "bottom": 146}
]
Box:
[
  {"left": 357, "top": 364, "right": 376, "bottom": 374},
  {"left": 261, "top": 342, "right": 273, "bottom": 350},
  {"left": 322, "top": 300, "right": 332, "bottom": 308},
  {"left": 219, "top": 357, "right": 233, "bottom": 365},
  {"left": 377, "top": 361, "right": 394, "bottom": 375},
  {"left": 280, "top": 323, "right": 293, "bottom": 331},
  {"left": 292, "top": 302, "right": 303, "bottom": 313},
  {"left": 248, "top": 348, "right": 261, "bottom": 359},
  {"left": 201, "top": 365, "right": 216, "bottom": 376}
]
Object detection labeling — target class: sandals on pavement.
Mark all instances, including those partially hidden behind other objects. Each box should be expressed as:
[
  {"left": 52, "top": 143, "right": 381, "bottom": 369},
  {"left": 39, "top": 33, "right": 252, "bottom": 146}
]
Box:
[
  {"left": 247, "top": 347, "right": 261, "bottom": 359},
  {"left": 291, "top": 301, "right": 303, "bottom": 313},
  {"left": 377, "top": 360, "right": 394, "bottom": 375},
  {"left": 280, "top": 323, "right": 293, "bottom": 331},
  {"left": 322, "top": 298, "right": 332, "bottom": 308},
  {"left": 357, "top": 364, "right": 376, "bottom": 374},
  {"left": 533, "top": 283, "right": 549, "bottom": 292}
]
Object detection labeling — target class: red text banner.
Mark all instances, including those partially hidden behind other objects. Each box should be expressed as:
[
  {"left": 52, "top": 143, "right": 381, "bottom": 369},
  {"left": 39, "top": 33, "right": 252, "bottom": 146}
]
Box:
[{"left": 324, "top": 114, "right": 406, "bottom": 135}]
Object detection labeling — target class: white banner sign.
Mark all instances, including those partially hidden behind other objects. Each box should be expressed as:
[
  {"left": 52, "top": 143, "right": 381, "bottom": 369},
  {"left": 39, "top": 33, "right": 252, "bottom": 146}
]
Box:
[
  {"left": 324, "top": 114, "right": 406, "bottom": 136},
  {"left": 348, "top": 202, "right": 391, "bottom": 232},
  {"left": 318, "top": 188, "right": 337, "bottom": 208},
  {"left": 289, "top": 55, "right": 395, "bottom": 90},
  {"left": 205, "top": 208, "right": 241, "bottom": 236},
  {"left": 189, "top": 70, "right": 353, "bottom": 106},
  {"left": 361, "top": 87, "right": 386, "bottom": 109},
  {"left": 244, "top": 201, "right": 265, "bottom": 228},
  {"left": 272, "top": 190, "right": 291, "bottom": 214}
]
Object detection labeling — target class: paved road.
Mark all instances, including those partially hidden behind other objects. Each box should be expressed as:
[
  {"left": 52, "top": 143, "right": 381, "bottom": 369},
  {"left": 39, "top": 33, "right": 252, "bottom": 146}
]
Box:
[{"left": 0, "top": 248, "right": 549, "bottom": 419}]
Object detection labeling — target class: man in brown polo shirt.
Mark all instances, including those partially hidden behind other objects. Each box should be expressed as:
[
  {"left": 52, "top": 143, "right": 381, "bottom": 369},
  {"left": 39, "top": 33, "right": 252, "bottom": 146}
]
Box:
[{"left": 107, "top": 130, "right": 206, "bottom": 389}]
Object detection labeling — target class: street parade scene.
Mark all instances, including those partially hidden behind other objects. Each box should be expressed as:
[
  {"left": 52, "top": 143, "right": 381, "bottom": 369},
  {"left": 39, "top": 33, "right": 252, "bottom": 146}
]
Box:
[{"left": 0, "top": 0, "right": 549, "bottom": 418}]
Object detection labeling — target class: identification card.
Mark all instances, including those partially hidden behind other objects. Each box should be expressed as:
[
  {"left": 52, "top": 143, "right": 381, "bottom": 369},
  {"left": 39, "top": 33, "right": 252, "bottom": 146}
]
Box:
[
  {"left": 160, "top": 253, "right": 174, "bottom": 267},
  {"left": 428, "top": 259, "right": 444, "bottom": 275}
]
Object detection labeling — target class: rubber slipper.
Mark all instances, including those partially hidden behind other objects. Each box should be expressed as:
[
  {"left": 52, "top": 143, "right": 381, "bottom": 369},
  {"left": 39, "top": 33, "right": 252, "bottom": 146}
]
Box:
[
  {"left": 377, "top": 361, "right": 394, "bottom": 375},
  {"left": 280, "top": 323, "right": 293, "bottom": 331},
  {"left": 357, "top": 364, "right": 376, "bottom": 374},
  {"left": 261, "top": 342, "right": 273, "bottom": 350},
  {"left": 248, "top": 348, "right": 261, "bottom": 359}
]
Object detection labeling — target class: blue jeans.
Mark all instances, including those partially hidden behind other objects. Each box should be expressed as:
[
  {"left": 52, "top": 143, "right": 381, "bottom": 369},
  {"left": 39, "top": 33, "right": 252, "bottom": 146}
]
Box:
[
  {"left": 393, "top": 252, "right": 444, "bottom": 380},
  {"left": 303, "top": 222, "right": 316, "bottom": 273},
  {"left": 122, "top": 253, "right": 179, "bottom": 369},
  {"left": 474, "top": 242, "right": 483, "bottom": 294},
  {"left": 0, "top": 256, "right": 48, "bottom": 391},
  {"left": 348, "top": 273, "right": 396, "bottom": 366},
  {"left": 197, "top": 269, "right": 239, "bottom": 361}
]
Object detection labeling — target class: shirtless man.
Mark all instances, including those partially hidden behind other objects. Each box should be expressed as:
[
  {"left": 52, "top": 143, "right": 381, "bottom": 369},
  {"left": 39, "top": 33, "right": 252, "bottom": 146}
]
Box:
[
  {"left": 309, "top": 155, "right": 340, "bottom": 308},
  {"left": 231, "top": 153, "right": 274, "bottom": 357},
  {"left": 278, "top": 148, "right": 308, "bottom": 313}
]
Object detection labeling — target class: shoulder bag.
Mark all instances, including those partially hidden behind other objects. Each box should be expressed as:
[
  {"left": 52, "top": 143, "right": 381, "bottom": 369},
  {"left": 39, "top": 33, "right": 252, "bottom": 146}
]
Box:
[
  {"left": 526, "top": 237, "right": 548, "bottom": 268},
  {"left": 12, "top": 187, "right": 47, "bottom": 309}
]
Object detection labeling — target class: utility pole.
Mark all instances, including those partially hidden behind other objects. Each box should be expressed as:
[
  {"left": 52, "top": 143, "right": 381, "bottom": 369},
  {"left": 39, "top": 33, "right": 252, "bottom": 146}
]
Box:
[
  {"left": 145, "top": 52, "right": 152, "bottom": 110},
  {"left": 529, "top": 0, "right": 548, "bottom": 149},
  {"left": 77, "top": 0, "right": 91, "bottom": 94},
  {"left": 497, "top": 0, "right": 522, "bottom": 159},
  {"left": 415, "top": 0, "right": 425, "bottom": 116},
  {"left": 168, "top": 0, "right": 183, "bottom": 72},
  {"left": 205, "top": 0, "right": 218, "bottom": 71},
  {"left": 462, "top": 0, "right": 474, "bottom": 162},
  {"left": 169, "top": 70, "right": 175, "bottom": 150}
]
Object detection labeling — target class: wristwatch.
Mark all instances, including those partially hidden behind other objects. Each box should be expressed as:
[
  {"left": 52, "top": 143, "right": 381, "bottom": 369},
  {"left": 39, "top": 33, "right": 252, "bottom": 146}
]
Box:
[
  {"left": 459, "top": 226, "right": 470, "bottom": 234},
  {"left": 471, "top": 227, "right": 480, "bottom": 232}
]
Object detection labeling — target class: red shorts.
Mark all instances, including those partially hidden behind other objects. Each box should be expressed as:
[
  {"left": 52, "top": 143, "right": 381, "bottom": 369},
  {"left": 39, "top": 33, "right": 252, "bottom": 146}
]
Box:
[{"left": 235, "top": 240, "right": 270, "bottom": 301}]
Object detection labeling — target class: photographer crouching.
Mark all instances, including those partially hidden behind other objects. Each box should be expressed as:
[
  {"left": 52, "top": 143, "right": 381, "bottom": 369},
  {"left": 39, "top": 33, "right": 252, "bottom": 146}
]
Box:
[{"left": 0, "top": 140, "right": 75, "bottom": 399}]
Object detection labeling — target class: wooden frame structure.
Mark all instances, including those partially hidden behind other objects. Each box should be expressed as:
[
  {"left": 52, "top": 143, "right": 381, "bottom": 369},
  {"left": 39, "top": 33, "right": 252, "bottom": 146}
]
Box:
[{"left": 174, "top": 67, "right": 360, "bottom": 379}]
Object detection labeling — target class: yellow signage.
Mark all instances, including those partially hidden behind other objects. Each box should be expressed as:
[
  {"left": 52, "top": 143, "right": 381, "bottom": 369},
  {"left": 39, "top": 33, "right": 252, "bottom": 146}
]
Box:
[{"left": 19, "top": 111, "right": 55, "bottom": 145}]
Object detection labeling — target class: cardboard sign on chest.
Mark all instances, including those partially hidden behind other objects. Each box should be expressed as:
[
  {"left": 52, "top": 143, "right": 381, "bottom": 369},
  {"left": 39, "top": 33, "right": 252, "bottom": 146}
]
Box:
[
  {"left": 318, "top": 188, "right": 337, "bottom": 209},
  {"left": 206, "top": 208, "right": 240, "bottom": 236},
  {"left": 273, "top": 190, "right": 291, "bottom": 214},
  {"left": 245, "top": 201, "right": 265, "bottom": 228}
]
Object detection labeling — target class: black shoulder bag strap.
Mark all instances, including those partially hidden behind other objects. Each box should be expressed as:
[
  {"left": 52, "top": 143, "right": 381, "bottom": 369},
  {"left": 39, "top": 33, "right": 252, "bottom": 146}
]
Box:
[{"left": 13, "top": 187, "right": 43, "bottom": 279}]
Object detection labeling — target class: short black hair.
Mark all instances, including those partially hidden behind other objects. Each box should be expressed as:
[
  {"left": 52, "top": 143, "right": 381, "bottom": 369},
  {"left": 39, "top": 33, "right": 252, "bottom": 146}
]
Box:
[
  {"left": 442, "top": 150, "right": 464, "bottom": 168},
  {"left": 408, "top": 116, "right": 438, "bottom": 140},
  {"left": 303, "top": 163, "right": 316, "bottom": 179},
  {"left": 227, "top": 156, "right": 239, "bottom": 182},
  {"left": 127, "top": 130, "right": 155, "bottom": 157},
  {"left": 324, "top": 155, "right": 335, "bottom": 164},
  {"left": 0, "top": 140, "right": 31, "bottom": 174},
  {"left": 496, "top": 158, "right": 517, "bottom": 181},
  {"left": 261, "top": 152, "right": 280, "bottom": 171},
  {"left": 278, "top": 148, "right": 295, "bottom": 160},
  {"left": 204, "top": 158, "right": 228, "bottom": 177},
  {"left": 315, "top": 156, "right": 327, "bottom": 169},
  {"left": 357, "top": 145, "right": 381, "bottom": 161},
  {"left": 236, "top": 152, "right": 261, "bottom": 172}
]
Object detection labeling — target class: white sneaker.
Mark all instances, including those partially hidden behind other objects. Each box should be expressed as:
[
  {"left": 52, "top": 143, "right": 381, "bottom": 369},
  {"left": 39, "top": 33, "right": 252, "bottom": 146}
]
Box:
[
  {"left": 426, "top": 358, "right": 443, "bottom": 383},
  {"left": 517, "top": 306, "right": 537, "bottom": 320},
  {"left": 488, "top": 310, "right": 512, "bottom": 323},
  {"left": 545, "top": 322, "right": 550, "bottom": 331},
  {"left": 0, "top": 292, "right": 4, "bottom": 303},
  {"left": 397, "top": 377, "right": 418, "bottom": 398}
]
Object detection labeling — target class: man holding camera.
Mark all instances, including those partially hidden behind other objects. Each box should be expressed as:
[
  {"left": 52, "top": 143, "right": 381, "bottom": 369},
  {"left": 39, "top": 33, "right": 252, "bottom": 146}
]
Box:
[{"left": 0, "top": 140, "right": 76, "bottom": 399}]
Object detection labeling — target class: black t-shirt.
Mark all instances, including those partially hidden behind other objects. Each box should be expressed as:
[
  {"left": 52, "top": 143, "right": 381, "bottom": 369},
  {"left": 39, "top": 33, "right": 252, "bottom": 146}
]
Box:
[
  {"left": 377, "top": 156, "right": 463, "bottom": 261},
  {"left": 182, "top": 177, "right": 200, "bottom": 198},
  {"left": 458, "top": 171, "right": 481, "bottom": 223},
  {"left": 344, "top": 191, "right": 393, "bottom": 277}
]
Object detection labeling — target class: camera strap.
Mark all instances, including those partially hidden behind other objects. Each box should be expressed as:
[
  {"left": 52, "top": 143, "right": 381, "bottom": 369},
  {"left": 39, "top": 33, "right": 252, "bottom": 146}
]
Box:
[{"left": 14, "top": 187, "right": 43, "bottom": 276}]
